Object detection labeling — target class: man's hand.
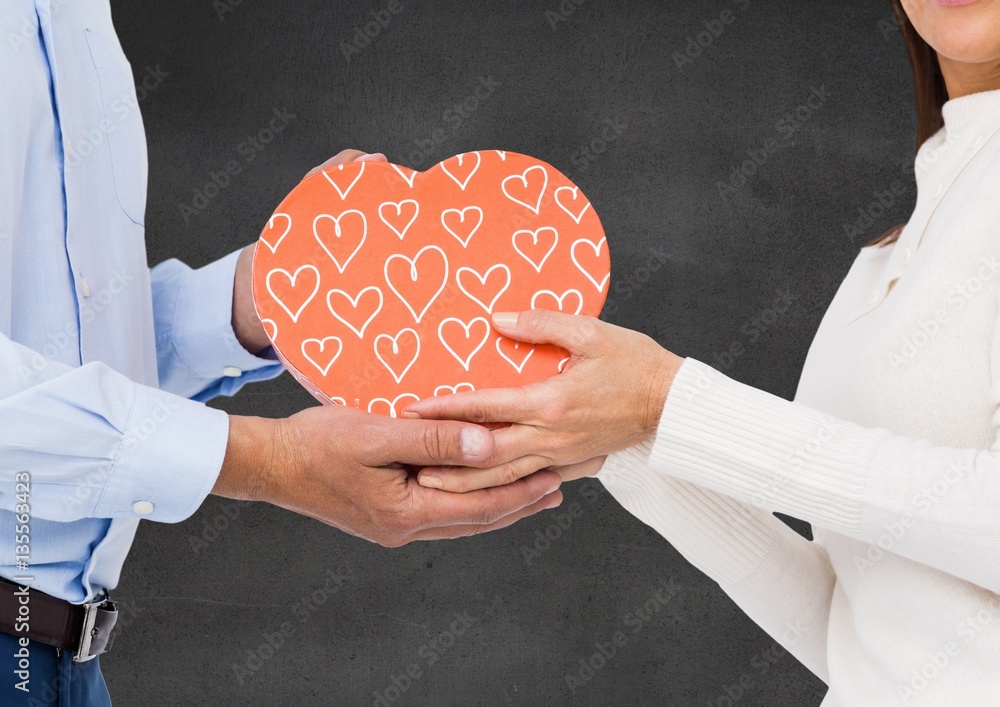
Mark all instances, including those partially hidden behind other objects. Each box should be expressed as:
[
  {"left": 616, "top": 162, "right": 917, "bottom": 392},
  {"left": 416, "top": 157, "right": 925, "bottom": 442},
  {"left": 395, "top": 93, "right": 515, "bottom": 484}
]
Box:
[
  {"left": 231, "top": 149, "right": 387, "bottom": 354},
  {"left": 214, "top": 406, "right": 563, "bottom": 547}
]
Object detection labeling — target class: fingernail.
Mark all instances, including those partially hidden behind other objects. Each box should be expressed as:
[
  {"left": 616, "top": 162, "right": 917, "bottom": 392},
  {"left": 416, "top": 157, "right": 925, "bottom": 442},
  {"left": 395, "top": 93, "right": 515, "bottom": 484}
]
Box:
[
  {"left": 460, "top": 427, "right": 486, "bottom": 456},
  {"left": 356, "top": 152, "right": 386, "bottom": 162},
  {"left": 400, "top": 411, "right": 420, "bottom": 419},
  {"left": 546, "top": 480, "right": 561, "bottom": 495},
  {"left": 419, "top": 474, "right": 442, "bottom": 489},
  {"left": 492, "top": 312, "right": 518, "bottom": 329},
  {"left": 543, "top": 492, "right": 562, "bottom": 509}
]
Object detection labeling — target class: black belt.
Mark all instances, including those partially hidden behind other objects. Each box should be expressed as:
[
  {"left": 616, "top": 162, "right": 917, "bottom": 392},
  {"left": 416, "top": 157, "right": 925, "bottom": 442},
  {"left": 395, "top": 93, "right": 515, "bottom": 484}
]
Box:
[{"left": 0, "top": 578, "right": 118, "bottom": 662}]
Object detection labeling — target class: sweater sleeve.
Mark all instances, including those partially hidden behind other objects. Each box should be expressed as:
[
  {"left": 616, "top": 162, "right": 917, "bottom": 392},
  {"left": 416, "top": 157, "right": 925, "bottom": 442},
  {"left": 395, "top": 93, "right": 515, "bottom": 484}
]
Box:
[
  {"left": 620, "top": 353, "right": 1000, "bottom": 596},
  {"left": 598, "top": 440, "right": 834, "bottom": 683}
]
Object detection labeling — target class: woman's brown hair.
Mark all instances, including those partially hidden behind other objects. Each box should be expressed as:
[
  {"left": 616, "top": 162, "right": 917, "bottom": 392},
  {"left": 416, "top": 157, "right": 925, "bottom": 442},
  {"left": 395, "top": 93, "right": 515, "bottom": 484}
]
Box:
[{"left": 869, "top": 0, "right": 949, "bottom": 247}]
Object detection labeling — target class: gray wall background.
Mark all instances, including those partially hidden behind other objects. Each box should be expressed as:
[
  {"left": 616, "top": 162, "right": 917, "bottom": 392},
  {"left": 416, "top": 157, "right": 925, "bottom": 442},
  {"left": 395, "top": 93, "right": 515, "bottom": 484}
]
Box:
[{"left": 106, "top": 1, "right": 916, "bottom": 704}]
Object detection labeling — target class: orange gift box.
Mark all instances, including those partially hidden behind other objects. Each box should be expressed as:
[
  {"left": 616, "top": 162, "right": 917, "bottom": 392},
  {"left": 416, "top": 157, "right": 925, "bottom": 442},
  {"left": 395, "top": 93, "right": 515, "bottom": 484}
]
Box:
[{"left": 251, "top": 150, "right": 610, "bottom": 416}]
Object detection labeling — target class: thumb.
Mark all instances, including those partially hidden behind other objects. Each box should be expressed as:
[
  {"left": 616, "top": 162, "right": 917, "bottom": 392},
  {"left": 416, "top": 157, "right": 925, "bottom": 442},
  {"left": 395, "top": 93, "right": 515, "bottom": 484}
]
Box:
[
  {"left": 491, "top": 309, "right": 602, "bottom": 354},
  {"left": 374, "top": 419, "right": 497, "bottom": 468}
]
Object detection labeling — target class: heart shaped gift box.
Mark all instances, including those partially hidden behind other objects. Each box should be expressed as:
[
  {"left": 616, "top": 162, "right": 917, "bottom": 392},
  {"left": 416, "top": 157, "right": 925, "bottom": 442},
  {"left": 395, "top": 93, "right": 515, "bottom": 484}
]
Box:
[{"left": 251, "top": 150, "right": 610, "bottom": 416}]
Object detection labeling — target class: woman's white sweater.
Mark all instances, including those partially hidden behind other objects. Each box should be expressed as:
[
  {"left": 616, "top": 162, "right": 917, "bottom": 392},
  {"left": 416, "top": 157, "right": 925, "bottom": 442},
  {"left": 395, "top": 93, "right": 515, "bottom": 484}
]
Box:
[{"left": 599, "top": 89, "right": 1000, "bottom": 706}]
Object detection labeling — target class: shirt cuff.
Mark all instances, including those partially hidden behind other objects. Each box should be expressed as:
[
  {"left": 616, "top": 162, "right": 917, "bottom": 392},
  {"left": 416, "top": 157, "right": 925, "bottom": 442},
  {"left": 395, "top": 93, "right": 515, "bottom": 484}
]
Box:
[
  {"left": 646, "top": 357, "right": 889, "bottom": 538},
  {"left": 599, "top": 440, "right": 779, "bottom": 586},
  {"left": 93, "top": 382, "right": 229, "bottom": 523},
  {"left": 171, "top": 248, "right": 280, "bottom": 381}
]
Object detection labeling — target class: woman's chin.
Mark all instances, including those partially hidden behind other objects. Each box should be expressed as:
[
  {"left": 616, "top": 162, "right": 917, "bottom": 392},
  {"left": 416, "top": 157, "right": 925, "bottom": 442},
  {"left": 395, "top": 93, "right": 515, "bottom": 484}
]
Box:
[
  {"left": 915, "top": 4, "right": 1000, "bottom": 64},
  {"left": 934, "top": 34, "right": 1000, "bottom": 67}
]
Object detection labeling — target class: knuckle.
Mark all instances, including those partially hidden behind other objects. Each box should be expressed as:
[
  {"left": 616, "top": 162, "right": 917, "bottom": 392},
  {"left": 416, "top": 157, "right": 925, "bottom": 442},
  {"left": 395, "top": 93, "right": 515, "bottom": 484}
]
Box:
[
  {"left": 356, "top": 420, "right": 388, "bottom": 460},
  {"left": 498, "top": 462, "right": 523, "bottom": 486},
  {"left": 421, "top": 424, "right": 450, "bottom": 461},
  {"left": 537, "top": 399, "right": 567, "bottom": 426},
  {"left": 525, "top": 310, "right": 547, "bottom": 336},
  {"left": 519, "top": 387, "right": 541, "bottom": 417},
  {"left": 420, "top": 399, "right": 442, "bottom": 418},
  {"left": 549, "top": 430, "right": 577, "bottom": 453},
  {"left": 469, "top": 400, "right": 492, "bottom": 424},
  {"left": 577, "top": 317, "right": 601, "bottom": 347},
  {"left": 447, "top": 474, "right": 472, "bottom": 493},
  {"left": 473, "top": 494, "right": 505, "bottom": 526}
]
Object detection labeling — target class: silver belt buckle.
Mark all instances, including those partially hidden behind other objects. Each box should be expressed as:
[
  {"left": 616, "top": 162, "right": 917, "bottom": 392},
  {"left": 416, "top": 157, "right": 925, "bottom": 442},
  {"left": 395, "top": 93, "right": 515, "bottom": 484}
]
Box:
[{"left": 72, "top": 599, "right": 105, "bottom": 663}]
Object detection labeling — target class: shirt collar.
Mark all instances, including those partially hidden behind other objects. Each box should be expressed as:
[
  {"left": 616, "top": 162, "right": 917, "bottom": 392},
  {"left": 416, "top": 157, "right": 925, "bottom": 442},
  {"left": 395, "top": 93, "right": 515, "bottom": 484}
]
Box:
[
  {"left": 857, "top": 88, "right": 1000, "bottom": 318},
  {"left": 940, "top": 88, "right": 1000, "bottom": 137}
]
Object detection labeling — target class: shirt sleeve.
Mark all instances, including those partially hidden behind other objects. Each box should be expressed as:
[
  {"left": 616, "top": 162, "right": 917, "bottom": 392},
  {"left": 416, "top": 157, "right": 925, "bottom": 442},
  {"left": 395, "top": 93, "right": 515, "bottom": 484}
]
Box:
[
  {"left": 599, "top": 441, "right": 834, "bottom": 683},
  {"left": 0, "top": 333, "right": 229, "bottom": 523},
  {"left": 621, "top": 350, "right": 1000, "bottom": 596},
  {"left": 151, "top": 248, "right": 284, "bottom": 401}
]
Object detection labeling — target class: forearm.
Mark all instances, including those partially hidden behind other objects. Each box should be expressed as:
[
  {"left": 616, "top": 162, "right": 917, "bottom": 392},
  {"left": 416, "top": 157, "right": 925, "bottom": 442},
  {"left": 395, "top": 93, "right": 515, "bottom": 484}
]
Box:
[
  {"left": 650, "top": 357, "right": 1000, "bottom": 594},
  {"left": 600, "top": 441, "right": 833, "bottom": 682}
]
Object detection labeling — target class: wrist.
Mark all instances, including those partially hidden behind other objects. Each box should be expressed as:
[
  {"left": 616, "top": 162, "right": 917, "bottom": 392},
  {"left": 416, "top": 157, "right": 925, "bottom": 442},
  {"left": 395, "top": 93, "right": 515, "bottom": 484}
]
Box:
[
  {"left": 215, "top": 415, "right": 283, "bottom": 502},
  {"left": 232, "top": 244, "right": 271, "bottom": 354},
  {"left": 641, "top": 350, "right": 682, "bottom": 438}
]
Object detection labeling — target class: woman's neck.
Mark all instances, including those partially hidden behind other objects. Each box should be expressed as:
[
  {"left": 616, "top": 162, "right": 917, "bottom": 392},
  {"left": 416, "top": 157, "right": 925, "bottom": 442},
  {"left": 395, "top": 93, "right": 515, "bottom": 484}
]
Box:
[{"left": 939, "top": 55, "right": 1000, "bottom": 99}]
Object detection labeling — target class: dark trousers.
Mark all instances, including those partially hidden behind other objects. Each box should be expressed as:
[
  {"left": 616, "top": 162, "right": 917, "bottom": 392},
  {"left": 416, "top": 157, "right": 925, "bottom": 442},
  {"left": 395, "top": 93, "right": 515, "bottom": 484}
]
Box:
[{"left": 0, "top": 632, "right": 111, "bottom": 706}]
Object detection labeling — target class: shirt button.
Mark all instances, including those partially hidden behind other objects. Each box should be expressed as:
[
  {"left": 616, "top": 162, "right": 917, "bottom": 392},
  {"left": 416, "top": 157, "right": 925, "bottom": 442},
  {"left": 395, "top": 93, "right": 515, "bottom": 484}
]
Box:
[
  {"left": 867, "top": 289, "right": 881, "bottom": 306},
  {"left": 973, "top": 134, "right": 985, "bottom": 148},
  {"left": 132, "top": 500, "right": 154, "bottom": 515},
  {"left": 80, "top": 277, "right": 91, "bottom": 298},
  {"left": 222, "top": 366, "right": 242, "bottom": 377},
  {"left": 934, "top": 183, "right": 945, "bottom": 199},
  {"left": 902, "top": 247, "right": 913, "bottom": 265}
]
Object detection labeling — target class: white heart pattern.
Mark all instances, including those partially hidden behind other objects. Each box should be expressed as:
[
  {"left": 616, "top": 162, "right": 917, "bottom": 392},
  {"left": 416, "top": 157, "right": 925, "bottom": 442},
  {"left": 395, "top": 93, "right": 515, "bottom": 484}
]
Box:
[
  {"left": 301, "top": 336, "right": 343, "bottom": 376},
  {"left": 260, "top": 213, "right": 292, "bottom": 253}
]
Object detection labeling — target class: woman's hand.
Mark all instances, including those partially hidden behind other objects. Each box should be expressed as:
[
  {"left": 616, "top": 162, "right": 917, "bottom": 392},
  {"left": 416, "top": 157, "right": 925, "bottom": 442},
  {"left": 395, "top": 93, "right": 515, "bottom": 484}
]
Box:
[{"left": 402, "top": 310, "right": 684, "bottom": 492}]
